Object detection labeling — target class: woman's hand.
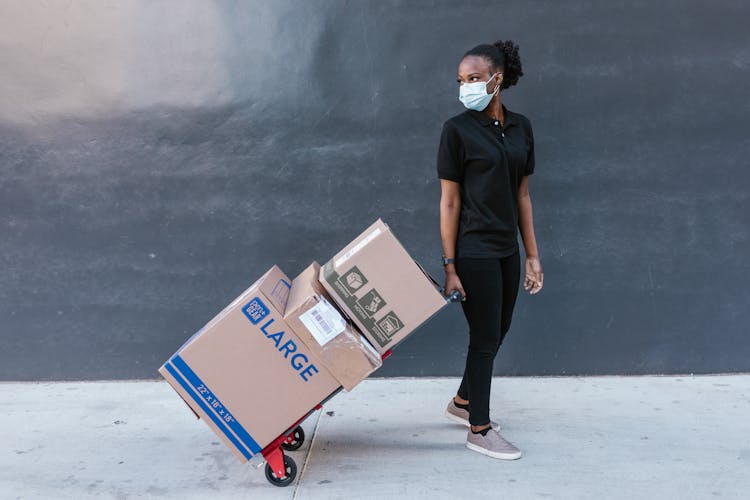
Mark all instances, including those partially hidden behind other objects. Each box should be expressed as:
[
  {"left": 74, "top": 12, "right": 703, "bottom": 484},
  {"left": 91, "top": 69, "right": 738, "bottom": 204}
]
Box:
[
  {"left": 444, "top": 269, "right": 467, "bottom": 301},
  {"left": 524, "top": 257, "right": 544, "bottom": 294}
]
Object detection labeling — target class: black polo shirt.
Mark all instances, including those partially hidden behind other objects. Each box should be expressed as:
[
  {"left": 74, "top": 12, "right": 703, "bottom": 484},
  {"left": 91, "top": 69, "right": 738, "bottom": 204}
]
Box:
[{"left": 437, "top": 104, "right": 535, "bottom": 258}]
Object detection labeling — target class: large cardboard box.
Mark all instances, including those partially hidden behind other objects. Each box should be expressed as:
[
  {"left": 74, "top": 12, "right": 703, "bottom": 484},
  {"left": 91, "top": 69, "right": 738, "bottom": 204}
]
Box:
[
  {"left": 159, "top": 265, "right": 341, "bottom": 462},
  {"left": 284, "top": 262, "right": 382, "bottom": 391},
  {"left": 319, "top": 219, "right": 448, "bottom": 354}
]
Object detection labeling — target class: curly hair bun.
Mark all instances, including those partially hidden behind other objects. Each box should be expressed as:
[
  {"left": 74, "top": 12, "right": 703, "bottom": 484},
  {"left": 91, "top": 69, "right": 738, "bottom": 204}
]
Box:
[{"left": 493, "top": 39, "right": 523, "bottom": 89}]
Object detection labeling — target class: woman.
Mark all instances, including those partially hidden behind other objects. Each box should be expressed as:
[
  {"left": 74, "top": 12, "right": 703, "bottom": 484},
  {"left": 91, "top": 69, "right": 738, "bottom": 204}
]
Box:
[{"left": 438, "top": 40, "right": 543, "bottom": 460}]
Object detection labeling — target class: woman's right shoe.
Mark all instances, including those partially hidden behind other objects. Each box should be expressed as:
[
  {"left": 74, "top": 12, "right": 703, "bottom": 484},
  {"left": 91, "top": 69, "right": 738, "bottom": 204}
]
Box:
[
  {"left": 465, "top": 428, "right": 522, "bottom": 460},
  {"left": 444, "top": 399, "right": 500, "bottom": 430}
]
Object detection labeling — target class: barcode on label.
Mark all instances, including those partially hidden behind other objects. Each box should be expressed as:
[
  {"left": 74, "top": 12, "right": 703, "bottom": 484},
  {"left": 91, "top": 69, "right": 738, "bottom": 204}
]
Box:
[{"left": 312, "top": 310, "right": 332, "bottom": 334}]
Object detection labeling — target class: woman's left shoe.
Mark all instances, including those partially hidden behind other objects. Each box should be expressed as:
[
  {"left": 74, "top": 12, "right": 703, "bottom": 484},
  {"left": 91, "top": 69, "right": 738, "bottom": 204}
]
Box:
[
  {"left": 444, "top": 399, "right": 500, "bottom": 430},
  {"left": 466, "top": 428, "right": 522, "bottom": 460}
]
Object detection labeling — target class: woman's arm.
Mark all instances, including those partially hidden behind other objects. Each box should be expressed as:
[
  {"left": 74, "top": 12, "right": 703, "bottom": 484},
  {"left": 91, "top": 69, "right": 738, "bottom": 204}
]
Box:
[
  {"left": 518, "top": 176, "right": 544, "bottom": 294},
  {"left": 440, "top": 179, "right": 466, "bottom": 299}
]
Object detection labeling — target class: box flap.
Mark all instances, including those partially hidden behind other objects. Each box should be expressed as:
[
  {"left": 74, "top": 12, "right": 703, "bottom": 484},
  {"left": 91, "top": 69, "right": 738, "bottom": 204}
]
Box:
[{"left": 258, "top": 265, "right": 292, "bottom": 314}]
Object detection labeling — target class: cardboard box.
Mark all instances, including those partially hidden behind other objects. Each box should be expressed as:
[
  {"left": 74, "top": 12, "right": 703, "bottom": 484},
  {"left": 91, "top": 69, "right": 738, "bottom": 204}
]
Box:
[
  {"left": 319, "top": 219, "right": 448, "bottom": 354},
  {"left": 284, "top": 262, "right": 382, "bottom": 391},
  {"left": 159, "top": 265, "right": 341, "bottom": 462}
]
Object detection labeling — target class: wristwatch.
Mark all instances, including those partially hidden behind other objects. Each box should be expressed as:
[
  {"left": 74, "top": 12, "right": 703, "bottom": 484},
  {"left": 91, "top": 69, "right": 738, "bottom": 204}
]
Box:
[{"left": 442, "top": 255, "right": 455, "bottom": 266}]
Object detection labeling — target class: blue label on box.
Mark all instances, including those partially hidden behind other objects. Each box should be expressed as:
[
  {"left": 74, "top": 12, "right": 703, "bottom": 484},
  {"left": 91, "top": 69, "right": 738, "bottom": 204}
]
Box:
[{"left": 242, "top": 297, "right": 269, "bottom": 324}]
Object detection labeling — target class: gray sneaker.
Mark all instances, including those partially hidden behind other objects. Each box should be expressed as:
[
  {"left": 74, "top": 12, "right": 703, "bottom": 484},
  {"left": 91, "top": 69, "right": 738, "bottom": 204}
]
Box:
[
  {"left": 466, "top": 428, "right": 522, "bottom": 460},
  {"left": 444, "top": 399, "right": 500, "bottom": 430}
]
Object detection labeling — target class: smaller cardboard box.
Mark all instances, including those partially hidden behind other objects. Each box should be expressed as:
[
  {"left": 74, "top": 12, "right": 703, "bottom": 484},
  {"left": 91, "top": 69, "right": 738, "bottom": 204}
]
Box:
[
  {"left": 159, "top": 265, "right": 341, "bottom": 463},
  {"left": 284, "top": 262, "right": 382, "bottom": 391},
  {"left": 319, "top": 219, "right": 448, "bottom": 354}
]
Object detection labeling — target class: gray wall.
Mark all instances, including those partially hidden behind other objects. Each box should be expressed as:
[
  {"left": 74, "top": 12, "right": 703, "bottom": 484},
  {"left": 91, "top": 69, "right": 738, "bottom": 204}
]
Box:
[{"left": 1, "top": 1, "right": 748, "bottom": 380}]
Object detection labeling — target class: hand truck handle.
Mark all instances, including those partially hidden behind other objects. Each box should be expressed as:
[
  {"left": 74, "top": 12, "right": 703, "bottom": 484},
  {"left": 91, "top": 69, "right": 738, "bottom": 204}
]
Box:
[{"left": 439, "top": 287, "right": 465, "bottom": 303}]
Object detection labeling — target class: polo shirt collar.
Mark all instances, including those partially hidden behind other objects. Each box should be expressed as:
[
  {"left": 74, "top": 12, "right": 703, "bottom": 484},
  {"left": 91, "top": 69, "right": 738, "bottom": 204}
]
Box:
[{"left": 468, "top": 104, "right": 517, "bottom": 127}]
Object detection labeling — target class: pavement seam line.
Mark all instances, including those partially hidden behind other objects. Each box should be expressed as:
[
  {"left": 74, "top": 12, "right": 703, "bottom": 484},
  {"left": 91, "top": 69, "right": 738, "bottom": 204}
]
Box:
[{"left": 292, "top": 408, "right": 323, "bottom": 499}]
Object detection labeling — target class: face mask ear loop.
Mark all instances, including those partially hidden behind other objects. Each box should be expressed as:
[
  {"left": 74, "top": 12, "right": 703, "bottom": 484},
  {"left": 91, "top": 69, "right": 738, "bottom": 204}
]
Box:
[{"left": 489, "top": 72, "right": 502, "bottom": 96}]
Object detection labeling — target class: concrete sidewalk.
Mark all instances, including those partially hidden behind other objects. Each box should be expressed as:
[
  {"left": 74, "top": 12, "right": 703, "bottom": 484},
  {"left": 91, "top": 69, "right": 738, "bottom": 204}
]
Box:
[{"left": 2, "top": 375, "right": 748, "bottom": 499}]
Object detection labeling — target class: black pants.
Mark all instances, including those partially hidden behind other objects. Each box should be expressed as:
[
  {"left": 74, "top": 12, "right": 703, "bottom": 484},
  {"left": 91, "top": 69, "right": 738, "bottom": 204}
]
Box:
[{"left": 455, "top": 250, "right": 521, "bottom": 426}]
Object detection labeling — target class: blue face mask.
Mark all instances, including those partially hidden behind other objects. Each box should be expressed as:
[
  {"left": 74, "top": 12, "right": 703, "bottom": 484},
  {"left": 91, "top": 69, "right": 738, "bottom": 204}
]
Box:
[{"left": 458, "top": 72, "right": 501, "bottom": 111}]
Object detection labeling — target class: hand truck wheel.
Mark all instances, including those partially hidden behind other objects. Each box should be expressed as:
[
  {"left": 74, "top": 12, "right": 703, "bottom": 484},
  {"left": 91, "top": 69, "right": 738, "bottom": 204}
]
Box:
[
  {"left": 281, "top": 426, "right": 305, "bottom": 451},
  {"left": 265, "top": 454, "right": 297, "bottom": 487}
]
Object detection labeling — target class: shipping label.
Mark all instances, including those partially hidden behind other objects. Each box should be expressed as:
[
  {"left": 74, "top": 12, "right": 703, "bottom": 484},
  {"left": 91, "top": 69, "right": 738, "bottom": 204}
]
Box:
[{"left": 299, "top": 297, "right": 346, "bottom": 346}]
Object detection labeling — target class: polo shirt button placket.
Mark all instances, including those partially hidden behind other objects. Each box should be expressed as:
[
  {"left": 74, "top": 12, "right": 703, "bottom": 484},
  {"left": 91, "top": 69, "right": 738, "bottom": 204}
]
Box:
[{"left": 493, "top": 120, "right": 505, "bottom": 139}]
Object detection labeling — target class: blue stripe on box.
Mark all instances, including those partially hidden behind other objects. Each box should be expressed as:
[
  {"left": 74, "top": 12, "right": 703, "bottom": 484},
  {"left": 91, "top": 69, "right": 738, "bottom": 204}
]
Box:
[
  {"left": 164, "top": 362, "right": 253, "bottom": 460},
  {"left": 171, "top": 355, "right": 262, "bottom": 454}
]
